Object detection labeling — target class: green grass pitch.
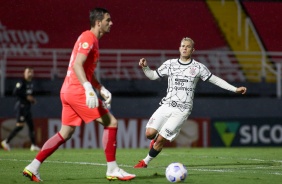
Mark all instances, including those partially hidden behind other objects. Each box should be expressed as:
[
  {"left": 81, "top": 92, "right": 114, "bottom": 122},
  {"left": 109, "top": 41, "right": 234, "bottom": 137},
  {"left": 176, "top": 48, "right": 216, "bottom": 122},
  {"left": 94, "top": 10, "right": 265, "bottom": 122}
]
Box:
[{"left": 0, "top": 148, "right": 281, "bottom": 183}]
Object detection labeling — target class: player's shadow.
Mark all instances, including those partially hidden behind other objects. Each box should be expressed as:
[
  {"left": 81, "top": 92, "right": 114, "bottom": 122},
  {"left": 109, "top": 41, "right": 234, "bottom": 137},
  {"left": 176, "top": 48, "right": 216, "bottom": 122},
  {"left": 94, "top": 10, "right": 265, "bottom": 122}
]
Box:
[{"left": 136, "top": 172, "right": 165, "bottom": 180}]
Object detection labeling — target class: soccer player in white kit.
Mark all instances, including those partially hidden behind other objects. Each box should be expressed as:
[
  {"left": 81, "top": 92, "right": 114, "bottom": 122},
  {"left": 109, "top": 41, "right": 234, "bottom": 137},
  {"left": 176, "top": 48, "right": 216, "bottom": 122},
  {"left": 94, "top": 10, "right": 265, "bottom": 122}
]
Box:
[{"left": 134, "top": 37, "right": 247, "bottom": 168}]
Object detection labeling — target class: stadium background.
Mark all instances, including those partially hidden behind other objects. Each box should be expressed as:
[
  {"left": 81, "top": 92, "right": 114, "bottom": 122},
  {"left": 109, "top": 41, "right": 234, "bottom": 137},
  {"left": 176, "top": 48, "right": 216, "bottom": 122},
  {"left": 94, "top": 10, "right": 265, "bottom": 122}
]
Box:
[{"left": 1, "top": 0, "right": 282, "bottom": 149}]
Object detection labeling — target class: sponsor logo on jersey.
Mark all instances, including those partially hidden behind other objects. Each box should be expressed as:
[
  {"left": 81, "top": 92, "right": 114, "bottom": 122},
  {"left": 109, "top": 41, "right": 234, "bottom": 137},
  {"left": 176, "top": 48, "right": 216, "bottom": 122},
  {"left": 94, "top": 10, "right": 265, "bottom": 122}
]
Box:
[
  {"left": 175, "top": 78, "right": 188, "bottom": 82},
  {"left": 171, "top": 101, "right": 177, "bottom": 107},
  {"left": 26, "top": 89, "right": 32, "bottom": 94},
  {"left": 174, "top": 86, "right": 193, "bottom": 92},
  {"left": 170, "top": 101, "right": 190, "bottom": 110}
]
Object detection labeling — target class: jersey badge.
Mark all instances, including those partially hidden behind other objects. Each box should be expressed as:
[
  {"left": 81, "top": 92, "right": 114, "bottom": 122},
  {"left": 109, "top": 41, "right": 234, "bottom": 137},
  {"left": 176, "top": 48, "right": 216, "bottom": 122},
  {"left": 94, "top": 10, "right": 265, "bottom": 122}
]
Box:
[
  {"left": 16, "top": 82, "right": 21, "bottom": 88},
  {"left": 189, "top": 67, "right": 197, "bottom": 76},
  {"left": 82, "top": 42, "right": 89, "bottom": 49}
]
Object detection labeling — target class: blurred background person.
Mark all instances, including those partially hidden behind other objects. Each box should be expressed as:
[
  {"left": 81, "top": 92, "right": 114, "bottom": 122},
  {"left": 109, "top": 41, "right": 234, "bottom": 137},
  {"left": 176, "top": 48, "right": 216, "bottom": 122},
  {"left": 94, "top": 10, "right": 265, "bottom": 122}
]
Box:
[{"left": 1, "top": 67, "right": 40, "bottom": 151}]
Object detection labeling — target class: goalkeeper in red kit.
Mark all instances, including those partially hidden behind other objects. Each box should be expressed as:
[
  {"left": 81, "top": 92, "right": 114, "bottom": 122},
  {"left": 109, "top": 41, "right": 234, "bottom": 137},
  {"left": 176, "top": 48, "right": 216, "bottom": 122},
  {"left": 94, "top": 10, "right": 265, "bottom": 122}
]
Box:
[{"left": 22, "top": 7, "right": 135, "bottom": 182}]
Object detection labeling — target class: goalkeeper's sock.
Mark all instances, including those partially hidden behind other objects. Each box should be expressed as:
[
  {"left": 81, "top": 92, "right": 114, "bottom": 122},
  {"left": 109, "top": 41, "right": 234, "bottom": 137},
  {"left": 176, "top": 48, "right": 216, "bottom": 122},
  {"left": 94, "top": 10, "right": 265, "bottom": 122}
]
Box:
[
  {"left": 103, "top": 127, "right": 117, "bottom": 162},
  {"left": 35, "top": 133, "right": 65, "bottom": 163},
  {"left": 26, "top": 159, "right": 41, "bottom": 173},
  {"left": 107, "top": 161, "right": 119, "bottom": 173}
]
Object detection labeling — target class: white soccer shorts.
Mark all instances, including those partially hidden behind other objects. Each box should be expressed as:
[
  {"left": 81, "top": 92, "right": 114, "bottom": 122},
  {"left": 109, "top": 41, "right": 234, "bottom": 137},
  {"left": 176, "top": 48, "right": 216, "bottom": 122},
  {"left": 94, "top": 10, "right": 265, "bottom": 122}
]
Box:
[{"left": 146, "top": 104, "right": 191, "bottom": 141}]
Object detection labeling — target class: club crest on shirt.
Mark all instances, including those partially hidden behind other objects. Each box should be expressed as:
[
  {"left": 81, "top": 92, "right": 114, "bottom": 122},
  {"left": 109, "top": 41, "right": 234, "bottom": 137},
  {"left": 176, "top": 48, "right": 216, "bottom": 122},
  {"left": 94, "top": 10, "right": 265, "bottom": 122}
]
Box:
[
  {"left": 189, "top": 67, "right": 197, "bottom": 75},
  {"left": 82, "top": 42, "right": 89, "bottom": 49}
]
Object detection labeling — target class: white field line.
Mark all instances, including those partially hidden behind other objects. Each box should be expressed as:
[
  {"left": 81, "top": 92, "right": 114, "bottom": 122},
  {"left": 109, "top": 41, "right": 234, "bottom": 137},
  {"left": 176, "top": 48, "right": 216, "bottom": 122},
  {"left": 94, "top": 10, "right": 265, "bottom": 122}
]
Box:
[
  {"left": 0, "top": 158, "right": 282, "bottom": 176},
  {"left": 187, "top": 155, "right": 282, "bottom": 163},
  {"left": 189, "top": 168, "right": 282, "bottom": 176}
]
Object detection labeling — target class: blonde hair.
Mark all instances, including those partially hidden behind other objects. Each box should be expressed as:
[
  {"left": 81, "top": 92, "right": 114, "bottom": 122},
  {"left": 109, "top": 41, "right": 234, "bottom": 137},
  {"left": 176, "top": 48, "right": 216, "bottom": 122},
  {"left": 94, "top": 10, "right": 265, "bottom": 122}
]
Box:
[{"left": 181, "top": 37, "right": 195, "bottom": 48}]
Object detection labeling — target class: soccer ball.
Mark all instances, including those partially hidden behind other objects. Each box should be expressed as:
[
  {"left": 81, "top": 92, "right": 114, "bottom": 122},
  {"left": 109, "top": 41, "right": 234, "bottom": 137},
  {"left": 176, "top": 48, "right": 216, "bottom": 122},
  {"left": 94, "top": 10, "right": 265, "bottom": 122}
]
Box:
[{"left": 165, "top": 162, "right": 187, "bottom": 183}]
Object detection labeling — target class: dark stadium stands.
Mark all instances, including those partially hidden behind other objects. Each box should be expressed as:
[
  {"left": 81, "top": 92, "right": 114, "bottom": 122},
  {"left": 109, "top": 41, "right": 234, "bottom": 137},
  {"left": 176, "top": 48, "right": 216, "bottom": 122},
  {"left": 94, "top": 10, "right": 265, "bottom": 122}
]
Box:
[{"left": 2, "top": 0, "right": 281, "bottom": 98}]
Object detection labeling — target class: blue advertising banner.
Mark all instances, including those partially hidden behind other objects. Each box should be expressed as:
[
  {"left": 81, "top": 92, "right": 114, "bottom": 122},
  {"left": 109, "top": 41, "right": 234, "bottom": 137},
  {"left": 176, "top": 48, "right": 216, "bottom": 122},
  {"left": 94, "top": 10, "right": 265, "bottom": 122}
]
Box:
[{"left": 211, "top": 118, "right": 282, "bottom": 147}]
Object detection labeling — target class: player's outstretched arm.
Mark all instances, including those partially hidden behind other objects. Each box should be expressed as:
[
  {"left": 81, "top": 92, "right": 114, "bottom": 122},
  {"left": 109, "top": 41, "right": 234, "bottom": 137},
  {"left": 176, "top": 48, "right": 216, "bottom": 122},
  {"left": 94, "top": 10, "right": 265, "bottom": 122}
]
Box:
[
  {"left": 139, "top": 58, "right": 160, "bottom": 80},
  {"left": 208, "top": 75, "right": 247, "bottom": 95},
  {"left": 235, "top": 86, "right": 247, "bottom": 94}
]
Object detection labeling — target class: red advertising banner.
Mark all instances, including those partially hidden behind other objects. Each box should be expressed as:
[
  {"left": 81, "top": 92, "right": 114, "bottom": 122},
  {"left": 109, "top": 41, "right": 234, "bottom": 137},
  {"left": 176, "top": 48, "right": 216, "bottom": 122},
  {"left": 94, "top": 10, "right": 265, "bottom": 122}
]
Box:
[{"left": 0, "top": 118, "right": 210, "bottom": 149}]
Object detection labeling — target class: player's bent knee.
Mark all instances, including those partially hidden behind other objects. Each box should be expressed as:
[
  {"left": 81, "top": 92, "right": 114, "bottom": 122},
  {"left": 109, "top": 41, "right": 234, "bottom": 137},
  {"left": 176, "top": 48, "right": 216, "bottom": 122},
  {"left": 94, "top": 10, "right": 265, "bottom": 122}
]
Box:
[
  {"left": 98, "top": 113, "right": 117, "bottom": 127},
  {"left": 146, "top": 134, "right": 155, "bottom": 140},
  {"left": 59, "top": 126, "right": 76, "bottom": 140},
  {"left": 145, "top": 129, "right": 158, "bottom": 139},
  {"left": 105, "top": 118, "right": 117, "bottom": 128},
  {"left": 110, "top": 119, "right": 118, "bottom": 127}
]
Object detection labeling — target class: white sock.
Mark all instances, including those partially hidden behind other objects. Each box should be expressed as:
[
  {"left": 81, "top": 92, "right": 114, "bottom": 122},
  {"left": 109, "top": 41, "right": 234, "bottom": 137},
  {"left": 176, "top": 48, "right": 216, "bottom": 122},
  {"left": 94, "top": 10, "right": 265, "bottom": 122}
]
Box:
[
  {"left": 107, "top": 161, "right": 118, "bottom": 173},
  {"left": 26, "top": 159, "right": 41, "bottom": 173},
  {"left": 143, "top": 154, "right": 154, "bottom": 165}
]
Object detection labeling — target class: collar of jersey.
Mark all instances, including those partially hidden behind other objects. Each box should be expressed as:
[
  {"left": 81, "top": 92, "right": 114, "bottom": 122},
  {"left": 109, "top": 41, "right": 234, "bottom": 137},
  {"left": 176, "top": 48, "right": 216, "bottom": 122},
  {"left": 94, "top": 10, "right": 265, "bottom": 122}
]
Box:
[{"left": 178, "top": 58, "right": 193, "bottom": 65}]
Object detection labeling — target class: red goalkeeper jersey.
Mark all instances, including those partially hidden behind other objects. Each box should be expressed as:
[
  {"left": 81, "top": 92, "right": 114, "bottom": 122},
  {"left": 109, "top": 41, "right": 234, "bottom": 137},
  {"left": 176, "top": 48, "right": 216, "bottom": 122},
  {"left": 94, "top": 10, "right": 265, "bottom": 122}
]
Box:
[{"left": 61, "top": 30, "right": 99, "bottom": 94}]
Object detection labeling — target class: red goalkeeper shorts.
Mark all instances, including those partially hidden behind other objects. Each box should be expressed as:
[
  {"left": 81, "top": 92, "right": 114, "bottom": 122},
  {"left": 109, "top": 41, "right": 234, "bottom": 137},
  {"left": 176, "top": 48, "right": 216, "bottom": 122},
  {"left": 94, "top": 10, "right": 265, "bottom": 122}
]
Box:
[{"left": 60, "top": 92, "right": 109, "bottom": 126}]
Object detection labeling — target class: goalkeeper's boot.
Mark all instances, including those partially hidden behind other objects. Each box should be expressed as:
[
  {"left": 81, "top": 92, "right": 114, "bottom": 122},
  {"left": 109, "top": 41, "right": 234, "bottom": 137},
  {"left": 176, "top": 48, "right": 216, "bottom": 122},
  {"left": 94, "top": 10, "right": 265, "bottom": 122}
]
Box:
[
  {"left": 1, "top": 140, "right": 10, "bottom": 151},
  {"left": 23, "top": 167, "right": 42, "bottom": 182},
  {"left": 30, "top": 144, "right": 41, "bottom": 151},
  {"left": 134, "top": 160, "right": 147, "bottom": 168},
  {"left": 106, "top": 168, "right": 136, "bottom": 181}
]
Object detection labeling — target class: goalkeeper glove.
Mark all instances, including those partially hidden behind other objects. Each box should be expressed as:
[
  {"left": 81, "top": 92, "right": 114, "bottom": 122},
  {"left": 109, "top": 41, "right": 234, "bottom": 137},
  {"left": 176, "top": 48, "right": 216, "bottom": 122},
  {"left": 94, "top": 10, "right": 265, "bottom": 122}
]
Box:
[
  {"left": 100, "top": 86, "right": 112, "bottom": 109},
  {"left": 83, "top": 82, "right": 98, "bottom": 108}
]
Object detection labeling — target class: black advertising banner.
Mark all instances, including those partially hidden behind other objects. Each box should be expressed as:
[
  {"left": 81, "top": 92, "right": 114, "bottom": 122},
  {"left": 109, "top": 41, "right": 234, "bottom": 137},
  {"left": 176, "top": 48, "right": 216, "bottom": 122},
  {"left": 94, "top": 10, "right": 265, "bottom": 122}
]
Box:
[{"left": 211, "top": 118, "right": 282, "bottom": 147}]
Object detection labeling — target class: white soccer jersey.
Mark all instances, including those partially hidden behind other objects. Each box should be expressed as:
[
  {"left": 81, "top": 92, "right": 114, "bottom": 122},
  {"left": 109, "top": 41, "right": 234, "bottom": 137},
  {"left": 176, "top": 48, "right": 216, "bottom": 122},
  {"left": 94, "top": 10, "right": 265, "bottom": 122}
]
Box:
[{"left": 156, "top": 58, "right": 212, "bottom": 112}]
